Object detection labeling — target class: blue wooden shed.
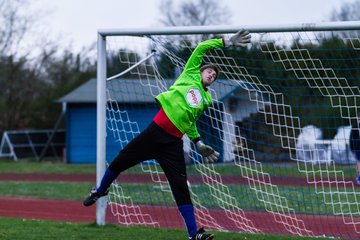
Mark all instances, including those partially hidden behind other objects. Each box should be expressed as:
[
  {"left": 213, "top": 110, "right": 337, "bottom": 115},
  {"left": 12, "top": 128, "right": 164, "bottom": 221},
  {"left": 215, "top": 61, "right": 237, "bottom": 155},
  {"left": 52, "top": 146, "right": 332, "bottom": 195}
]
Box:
[
  {"left": 58, "top": 78, "right": 160, "bottom": 163},
  {"left": 58, "top": 78, "right": 261, "bottom": 164}
]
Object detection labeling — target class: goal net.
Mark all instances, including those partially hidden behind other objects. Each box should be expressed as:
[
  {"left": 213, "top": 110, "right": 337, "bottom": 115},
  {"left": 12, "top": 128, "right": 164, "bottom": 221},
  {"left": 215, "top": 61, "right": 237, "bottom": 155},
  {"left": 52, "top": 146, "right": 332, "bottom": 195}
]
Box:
[{"left": 97, "top": 22, "right": 360, "bottom": 239}]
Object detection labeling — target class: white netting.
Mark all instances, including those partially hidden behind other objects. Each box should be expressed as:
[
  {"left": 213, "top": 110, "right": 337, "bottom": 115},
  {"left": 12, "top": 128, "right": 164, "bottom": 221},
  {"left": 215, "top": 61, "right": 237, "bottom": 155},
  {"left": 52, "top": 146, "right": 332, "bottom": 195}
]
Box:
[{"left": 101, "top": 28, "right": 360, "bottom": 239}]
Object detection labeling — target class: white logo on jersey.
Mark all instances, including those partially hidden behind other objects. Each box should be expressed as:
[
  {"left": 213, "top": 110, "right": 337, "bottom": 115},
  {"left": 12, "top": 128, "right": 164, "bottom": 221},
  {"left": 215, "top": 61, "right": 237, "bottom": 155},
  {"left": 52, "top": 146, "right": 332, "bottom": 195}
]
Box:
[{"left": 186, "top": 88, "right": 202, "bottom": 107}]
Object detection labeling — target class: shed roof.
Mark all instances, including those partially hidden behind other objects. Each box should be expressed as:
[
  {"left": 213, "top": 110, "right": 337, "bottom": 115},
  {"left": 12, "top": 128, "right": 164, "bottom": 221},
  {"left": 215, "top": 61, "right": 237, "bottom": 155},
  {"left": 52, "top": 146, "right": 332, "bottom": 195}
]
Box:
[{"left": 58, "top": 78, "right": 251, "bottom": 104}]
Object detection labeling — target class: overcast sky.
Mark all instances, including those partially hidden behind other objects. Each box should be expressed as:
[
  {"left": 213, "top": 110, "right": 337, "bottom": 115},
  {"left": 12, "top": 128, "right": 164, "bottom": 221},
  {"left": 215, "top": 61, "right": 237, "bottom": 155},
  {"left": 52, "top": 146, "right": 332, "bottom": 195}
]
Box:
[{"left": 31, "top": 0, "right": 353, "bottom": 52}]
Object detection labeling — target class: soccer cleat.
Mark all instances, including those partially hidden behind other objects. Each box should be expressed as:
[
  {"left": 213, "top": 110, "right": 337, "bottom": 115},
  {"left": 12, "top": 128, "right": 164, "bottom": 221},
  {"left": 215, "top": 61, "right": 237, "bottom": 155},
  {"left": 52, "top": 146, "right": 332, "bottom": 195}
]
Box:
[
  {"left": 189, "top": 228, "right": 214, "bottom": 240},
  {"left": 83, "top": 187, "right": 109, "bottom": 206}
]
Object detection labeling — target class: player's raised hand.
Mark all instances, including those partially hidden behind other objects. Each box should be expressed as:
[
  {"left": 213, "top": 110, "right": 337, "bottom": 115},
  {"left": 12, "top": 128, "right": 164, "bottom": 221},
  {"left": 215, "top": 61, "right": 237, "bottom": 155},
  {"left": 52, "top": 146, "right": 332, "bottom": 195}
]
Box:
[{"left": 226, "top": 29, "right": 251, "bottom": 47}]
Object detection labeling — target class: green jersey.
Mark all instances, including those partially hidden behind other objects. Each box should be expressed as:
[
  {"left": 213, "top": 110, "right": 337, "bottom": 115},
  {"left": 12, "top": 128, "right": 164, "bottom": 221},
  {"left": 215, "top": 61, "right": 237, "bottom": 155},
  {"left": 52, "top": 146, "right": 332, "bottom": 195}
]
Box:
[{"left": 155, "top": 38, "right": 224, "bottom": 141}]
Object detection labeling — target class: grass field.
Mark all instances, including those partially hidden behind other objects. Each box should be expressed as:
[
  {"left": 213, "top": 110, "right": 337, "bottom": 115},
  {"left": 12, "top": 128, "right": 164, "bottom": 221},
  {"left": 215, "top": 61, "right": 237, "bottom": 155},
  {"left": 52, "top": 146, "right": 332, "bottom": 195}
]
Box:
[
  {"left": 0, "top": 158, "right": 350, "bottom": 239},
  {"left": 0, "top": 159, "right": 356, "bottom": 178},
  {"left": 0, "top": 218, "right": 336, "bottom": 240},
  {"left": 0, "top": 159, "right": 95, "bottom": 174}
]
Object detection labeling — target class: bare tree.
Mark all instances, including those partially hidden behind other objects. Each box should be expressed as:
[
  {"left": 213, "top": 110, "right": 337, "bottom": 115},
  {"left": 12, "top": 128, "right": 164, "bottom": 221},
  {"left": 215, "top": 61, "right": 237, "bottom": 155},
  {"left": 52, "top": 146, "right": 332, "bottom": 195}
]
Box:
[
  {"left": 158, "top": 0, "right": 232, "bottom": 27},
  {"left": 0, "top": 0, "right": 39, "bottom": 57},
  {"left": 157, "top": 0, "right": 232, "bottom": 45},
  {"left": 330, "top": 0, "right": 360, "bottom": 21},
  {"left": 329, "top": 0, "right": 360, "bottom": 38},
  {"left": 0, "top": 0, "right": 96, "bottom": 133}
]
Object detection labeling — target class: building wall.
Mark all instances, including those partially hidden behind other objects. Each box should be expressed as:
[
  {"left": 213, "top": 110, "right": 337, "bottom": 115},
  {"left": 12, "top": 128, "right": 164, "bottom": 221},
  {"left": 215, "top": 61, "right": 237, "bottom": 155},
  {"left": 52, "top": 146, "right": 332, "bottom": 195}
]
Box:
[
  {"left": 66, "top": 103, "right": 158, "bottom": 164},
  {"left": 105, "top": 103, "right": 159, "bottom": 163},
  {"left": 66, "top": 104, "right": 96, "bottom": 164}
]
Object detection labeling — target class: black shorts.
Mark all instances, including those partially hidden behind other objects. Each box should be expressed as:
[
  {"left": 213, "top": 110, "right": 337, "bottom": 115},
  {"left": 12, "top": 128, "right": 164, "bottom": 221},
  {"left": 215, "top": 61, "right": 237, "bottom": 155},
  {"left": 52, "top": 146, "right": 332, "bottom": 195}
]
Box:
[{"left": 109, "top": 121, "right": 192, "bottom": 206}]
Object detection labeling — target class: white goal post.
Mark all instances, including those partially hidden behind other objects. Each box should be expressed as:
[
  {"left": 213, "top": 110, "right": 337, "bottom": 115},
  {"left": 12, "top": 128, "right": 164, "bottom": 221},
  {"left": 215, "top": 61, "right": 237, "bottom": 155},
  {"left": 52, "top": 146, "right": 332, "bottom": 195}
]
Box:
[{"left": 96, "top": 21, "right": 360, "bottom": 239}]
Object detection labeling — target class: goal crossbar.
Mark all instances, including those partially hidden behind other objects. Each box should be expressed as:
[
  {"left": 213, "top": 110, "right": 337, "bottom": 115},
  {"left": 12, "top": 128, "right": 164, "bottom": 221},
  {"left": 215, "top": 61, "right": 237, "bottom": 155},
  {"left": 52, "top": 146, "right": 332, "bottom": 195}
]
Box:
[{"left": 98, "top": 21, "right": 360, "bottom": 36}]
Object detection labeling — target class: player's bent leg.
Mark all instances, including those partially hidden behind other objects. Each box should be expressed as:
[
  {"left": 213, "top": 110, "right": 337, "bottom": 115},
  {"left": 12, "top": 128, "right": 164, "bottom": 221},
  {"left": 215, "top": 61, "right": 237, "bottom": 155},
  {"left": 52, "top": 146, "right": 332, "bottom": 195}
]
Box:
[{"left": 157, "top": 153, "right": 200, "bottom": 238}]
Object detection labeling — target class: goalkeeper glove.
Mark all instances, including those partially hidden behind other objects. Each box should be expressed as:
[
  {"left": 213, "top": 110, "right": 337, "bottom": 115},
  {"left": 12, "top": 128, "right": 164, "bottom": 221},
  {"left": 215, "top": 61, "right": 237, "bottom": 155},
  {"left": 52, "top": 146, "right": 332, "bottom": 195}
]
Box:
[
  {"left": 225, "top": 29, "right": 251, "bottom": 47},
  {"left": 196, "top": 140, "right": 220, "bottom": 163}
]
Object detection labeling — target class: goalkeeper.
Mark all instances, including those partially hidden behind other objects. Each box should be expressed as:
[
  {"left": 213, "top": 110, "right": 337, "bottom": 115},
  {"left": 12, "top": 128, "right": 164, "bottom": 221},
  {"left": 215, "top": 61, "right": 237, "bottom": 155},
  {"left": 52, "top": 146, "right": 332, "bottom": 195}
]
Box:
[{"left": 83, "top": 29, "right": 251, "bottom": 240}]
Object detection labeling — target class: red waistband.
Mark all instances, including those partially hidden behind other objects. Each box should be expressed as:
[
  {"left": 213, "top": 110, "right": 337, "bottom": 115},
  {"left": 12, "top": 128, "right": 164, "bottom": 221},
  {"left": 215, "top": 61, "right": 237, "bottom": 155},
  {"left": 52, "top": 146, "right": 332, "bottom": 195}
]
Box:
[{"left": 153, "top": 108, "right": 183, "bottom": 138}]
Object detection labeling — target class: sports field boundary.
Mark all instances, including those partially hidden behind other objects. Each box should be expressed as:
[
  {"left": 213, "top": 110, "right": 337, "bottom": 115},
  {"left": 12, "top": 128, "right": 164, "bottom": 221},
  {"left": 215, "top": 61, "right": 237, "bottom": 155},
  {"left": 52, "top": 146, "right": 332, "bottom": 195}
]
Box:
[{"left": 0, "top": 172, "right": 359, "bottom": 239}]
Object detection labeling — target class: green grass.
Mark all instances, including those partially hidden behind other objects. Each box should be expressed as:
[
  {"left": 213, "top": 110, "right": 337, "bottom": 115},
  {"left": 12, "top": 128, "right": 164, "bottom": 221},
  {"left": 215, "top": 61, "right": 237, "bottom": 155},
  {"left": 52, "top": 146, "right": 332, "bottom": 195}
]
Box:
[
  {"left": 187, "top": 162, "right": 356, "bottom": 179},
  {"left": 0, "top": 158, "right": 355, "bottom": 179},
  {"left": 0, "top": 218, "right": 337, "bottom": 240},
  {"left": 0, "top": 159, "right": 95, "bottom": 174},
  {"left": 0, "top": 181, "right": 94, "bottom": 200}
]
